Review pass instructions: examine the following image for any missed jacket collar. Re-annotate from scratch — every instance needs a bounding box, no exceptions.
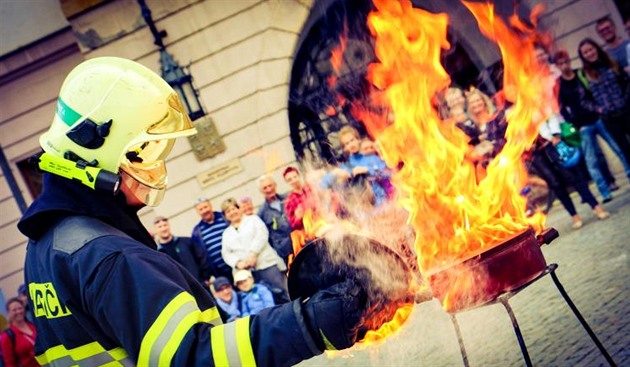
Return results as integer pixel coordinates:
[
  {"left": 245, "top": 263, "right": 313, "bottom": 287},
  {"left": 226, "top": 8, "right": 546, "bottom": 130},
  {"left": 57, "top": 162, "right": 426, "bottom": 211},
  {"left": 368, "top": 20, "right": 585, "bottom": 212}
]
[{"left": 18, "top": 173, "right": 156, "bottom": 248}]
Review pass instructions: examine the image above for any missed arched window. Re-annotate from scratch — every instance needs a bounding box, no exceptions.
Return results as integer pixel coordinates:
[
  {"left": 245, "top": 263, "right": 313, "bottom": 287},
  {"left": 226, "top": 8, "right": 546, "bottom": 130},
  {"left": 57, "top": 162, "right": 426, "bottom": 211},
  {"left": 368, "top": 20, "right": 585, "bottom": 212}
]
[{"left": 288, "top": 0, "right": 532, "bottom": 165}]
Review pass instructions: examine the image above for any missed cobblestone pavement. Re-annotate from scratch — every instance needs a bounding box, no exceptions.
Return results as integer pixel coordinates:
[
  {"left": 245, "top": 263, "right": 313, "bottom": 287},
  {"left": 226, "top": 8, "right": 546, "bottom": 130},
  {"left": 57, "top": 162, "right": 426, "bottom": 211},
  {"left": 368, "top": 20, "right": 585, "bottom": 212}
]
[{"left": 299, "top": 175, "right": 629, "bottom": 367}]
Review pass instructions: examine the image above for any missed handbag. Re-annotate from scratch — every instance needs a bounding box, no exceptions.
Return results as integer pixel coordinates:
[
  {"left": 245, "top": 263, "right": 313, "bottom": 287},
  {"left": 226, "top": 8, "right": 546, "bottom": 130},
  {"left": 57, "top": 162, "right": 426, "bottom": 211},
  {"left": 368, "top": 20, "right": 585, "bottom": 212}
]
[
  {"left": 560, "top": 122, "right": 581, "bottom": 148},
  {"left": 554, "top": 140, "right": 582, "bottom": 168}
]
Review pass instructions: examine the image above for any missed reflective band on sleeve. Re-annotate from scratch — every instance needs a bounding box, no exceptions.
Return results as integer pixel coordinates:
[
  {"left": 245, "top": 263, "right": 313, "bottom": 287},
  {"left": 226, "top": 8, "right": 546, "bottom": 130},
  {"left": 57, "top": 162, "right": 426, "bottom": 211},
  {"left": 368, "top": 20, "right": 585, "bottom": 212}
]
[
  {"left": 158, "top": 304, "right": 201, "bottom": 366},
  {"left": 138, "top": 291, "right": 212, "bottom": 367},
  {"left": 210, "top": 324, "right": 229, "bottom": 367},
  {"left": 210, "top": 317, "right": 256, "bottom": 367},
  {"left": 200, "top": 306, "right": 222, "bottom": 326},
  {"left": 235, "top": 317, "right": 256, "bottom": 367},
  {"left": 35, "top": 343, "right": 131, "bottom": 367}
]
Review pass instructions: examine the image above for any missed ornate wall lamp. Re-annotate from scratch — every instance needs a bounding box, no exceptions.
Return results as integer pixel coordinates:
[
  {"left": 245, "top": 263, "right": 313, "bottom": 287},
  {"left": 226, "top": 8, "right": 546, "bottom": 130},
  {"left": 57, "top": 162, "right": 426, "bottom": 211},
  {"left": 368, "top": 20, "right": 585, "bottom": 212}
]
[
  {"left": 137, "top": 0, "right": 225, "bottom": 161},
  {"left": 137, "top": 0, "right": 205, "bottom": 121}
]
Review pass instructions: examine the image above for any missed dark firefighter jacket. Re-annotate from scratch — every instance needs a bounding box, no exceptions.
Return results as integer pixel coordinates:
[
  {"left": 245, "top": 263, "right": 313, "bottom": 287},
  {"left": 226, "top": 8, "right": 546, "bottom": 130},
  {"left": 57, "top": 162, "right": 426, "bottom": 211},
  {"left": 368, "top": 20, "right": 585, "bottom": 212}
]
[
  {"left": 17, "top": 173, "right": 322, "bottom": 367},
  {"left": 157, "top": 236, "right": 212, "bottom": 286}
]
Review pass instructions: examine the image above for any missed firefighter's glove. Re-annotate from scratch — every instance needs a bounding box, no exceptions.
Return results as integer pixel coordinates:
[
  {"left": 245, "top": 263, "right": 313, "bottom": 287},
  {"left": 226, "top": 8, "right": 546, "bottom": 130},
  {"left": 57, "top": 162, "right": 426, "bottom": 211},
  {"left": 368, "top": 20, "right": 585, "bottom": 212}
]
[{"left": 302, "top": 280, "right": 368, "bottom": 351}]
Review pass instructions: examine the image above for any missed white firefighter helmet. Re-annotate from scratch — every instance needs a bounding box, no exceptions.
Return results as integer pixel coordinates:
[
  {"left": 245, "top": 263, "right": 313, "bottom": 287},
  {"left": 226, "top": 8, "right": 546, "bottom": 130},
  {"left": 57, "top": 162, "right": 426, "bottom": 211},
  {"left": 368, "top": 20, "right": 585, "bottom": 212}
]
[{"left": 39, "top": 57, "right": 197, "bottom": 206}]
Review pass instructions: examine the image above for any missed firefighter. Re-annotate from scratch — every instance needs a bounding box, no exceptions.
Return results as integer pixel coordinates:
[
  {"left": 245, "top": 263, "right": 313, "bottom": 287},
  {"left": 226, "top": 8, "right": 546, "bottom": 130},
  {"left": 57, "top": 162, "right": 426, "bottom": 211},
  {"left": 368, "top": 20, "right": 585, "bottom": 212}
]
[{"left": 17, "top": 57, "right": 372, "bottom": 367}]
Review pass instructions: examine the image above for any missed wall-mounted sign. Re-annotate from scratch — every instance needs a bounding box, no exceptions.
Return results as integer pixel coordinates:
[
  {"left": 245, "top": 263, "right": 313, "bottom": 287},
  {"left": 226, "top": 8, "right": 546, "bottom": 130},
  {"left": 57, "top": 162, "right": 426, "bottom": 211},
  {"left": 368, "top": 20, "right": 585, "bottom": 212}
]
[
  {"left": 196, "top": 159, "right": 242, "bottom": 188},
  {"left": 188, "top": 116, "right": 226, "bottom": 161}
]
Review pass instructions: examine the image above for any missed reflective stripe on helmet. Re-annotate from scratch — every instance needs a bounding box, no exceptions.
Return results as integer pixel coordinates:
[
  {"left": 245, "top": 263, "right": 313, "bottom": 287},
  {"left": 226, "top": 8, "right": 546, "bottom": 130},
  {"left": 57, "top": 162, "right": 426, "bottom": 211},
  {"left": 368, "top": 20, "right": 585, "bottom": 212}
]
[
  {"left": 137, "top": 291, "right": 219, "bottom": 367},
  {"left": 35, "top": 343, "right": 132, "bottom": 367},
  {"left": 56, "top": 98, "right": 83, "bottom": 127},
  {"left": 210, "top": 317, "right": 256, "bottom": 367}
]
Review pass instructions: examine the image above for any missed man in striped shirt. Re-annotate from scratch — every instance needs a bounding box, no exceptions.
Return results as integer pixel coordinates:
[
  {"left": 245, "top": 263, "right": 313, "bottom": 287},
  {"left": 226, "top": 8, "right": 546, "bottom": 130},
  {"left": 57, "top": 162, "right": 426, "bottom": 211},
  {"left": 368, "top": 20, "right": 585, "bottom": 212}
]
[{"left": 191, "top": 198, "right": 233, "bottom": 283}]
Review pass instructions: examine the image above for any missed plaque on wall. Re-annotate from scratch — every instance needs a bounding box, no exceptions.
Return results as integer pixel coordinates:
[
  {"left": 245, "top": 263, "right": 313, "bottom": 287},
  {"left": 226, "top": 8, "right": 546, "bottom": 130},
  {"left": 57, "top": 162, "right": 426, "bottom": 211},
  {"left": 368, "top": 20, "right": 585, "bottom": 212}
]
[
  {"left": 188, "top": 116, "right": 226, "bottom": 161},
  {"left": 196, "top": 159, "right": 243, "bottom": 189}
]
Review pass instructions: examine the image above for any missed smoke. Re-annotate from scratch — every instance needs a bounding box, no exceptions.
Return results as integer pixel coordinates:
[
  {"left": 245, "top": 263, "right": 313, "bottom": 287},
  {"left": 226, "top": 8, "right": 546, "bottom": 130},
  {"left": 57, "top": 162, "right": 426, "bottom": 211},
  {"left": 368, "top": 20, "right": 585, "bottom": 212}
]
[{"left": 291, "top": 161, "right": 419, "bottom": 337}]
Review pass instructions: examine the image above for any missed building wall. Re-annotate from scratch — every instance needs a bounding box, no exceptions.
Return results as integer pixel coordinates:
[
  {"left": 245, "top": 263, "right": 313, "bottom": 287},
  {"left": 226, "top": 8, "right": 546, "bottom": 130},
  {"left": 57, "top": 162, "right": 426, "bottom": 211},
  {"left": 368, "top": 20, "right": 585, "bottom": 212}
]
[
  {"left": 0, "top": 0, "right": 625, "bottom": 295},
  {"left": 535, "top": 0, "right": 626, "bottom": 64},
  {"left": 0, "top": 28, "right": 84, "bottom": 295}
]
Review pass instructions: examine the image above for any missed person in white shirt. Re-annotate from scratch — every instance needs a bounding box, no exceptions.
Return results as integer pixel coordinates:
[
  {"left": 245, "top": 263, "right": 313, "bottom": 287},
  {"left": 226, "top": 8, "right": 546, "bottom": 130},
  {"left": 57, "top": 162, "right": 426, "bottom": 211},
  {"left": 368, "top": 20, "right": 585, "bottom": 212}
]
[{"left": 220, "top": 198, "right": 290, "bottom": 303}]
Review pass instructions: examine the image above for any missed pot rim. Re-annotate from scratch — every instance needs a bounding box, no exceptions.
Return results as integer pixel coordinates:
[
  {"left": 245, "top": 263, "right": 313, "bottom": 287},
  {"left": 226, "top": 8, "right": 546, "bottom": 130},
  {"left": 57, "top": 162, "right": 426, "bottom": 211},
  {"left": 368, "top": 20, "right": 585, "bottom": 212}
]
[{"left": 424, "top": 226, "right": 536, "bottom": 276}]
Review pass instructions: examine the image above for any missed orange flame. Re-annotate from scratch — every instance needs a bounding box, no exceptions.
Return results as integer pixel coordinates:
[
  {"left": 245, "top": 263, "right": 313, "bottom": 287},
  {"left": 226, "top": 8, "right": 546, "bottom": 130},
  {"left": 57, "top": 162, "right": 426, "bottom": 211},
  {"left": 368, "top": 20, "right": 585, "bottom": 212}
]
[
  {"left": 328, "top": 23, "right": 348, "bottom": 89},
  {"left": 359, "top": 303, "right": 413, "bottom": 345},
  {"left": 330, "top": 35, "right": 347, "bottom": 75},
  {"left": 363, "top": 0, "right": 547, "bottom": 288},
  {"left": 326, "top": 303, "right": 413, "bottom": 358}
]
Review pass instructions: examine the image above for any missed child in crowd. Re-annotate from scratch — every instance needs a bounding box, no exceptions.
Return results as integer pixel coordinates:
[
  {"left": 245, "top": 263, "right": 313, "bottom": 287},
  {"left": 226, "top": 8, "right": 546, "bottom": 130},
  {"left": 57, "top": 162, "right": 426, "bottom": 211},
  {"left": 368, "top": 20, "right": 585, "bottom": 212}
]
[
  {"left": 234, "top": 270, "right": 275, "bottom": 316},
  {"left": 338, "top": 125, "right": 393, "bottom": 205},
  {"left": 359, "top": 138, "right": 377, "bottom": 156},
  {"left": 212, "top": 276, "right": 241, "bottom": 322}
]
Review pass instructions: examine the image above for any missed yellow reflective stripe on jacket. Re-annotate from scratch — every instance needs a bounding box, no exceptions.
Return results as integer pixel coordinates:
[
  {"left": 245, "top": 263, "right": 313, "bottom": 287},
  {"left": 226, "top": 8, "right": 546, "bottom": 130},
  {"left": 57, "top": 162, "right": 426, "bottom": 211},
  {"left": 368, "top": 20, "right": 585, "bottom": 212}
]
[
  {"left": 138, "top": 291, "right": 218, "bottom": 367},
  {"left": 210, "top": 317, "right": 256, "bottom": 367},
  {"left": 200, "top": 306, "right": 222, "bottom": 326},
  {"left": 35, "top": 343, "right": 132, "bottom": 367}
]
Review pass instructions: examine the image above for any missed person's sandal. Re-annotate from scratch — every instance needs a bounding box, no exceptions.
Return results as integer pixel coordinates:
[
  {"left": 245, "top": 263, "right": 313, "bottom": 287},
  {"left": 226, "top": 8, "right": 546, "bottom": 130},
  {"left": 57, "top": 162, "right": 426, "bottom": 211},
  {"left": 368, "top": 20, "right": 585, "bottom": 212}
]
[
  {"left": 572, "top": 220, "right": 583, "bottom": 229},
  {"left": 595, "top": 210, "right": 610, "bottom": 220}
]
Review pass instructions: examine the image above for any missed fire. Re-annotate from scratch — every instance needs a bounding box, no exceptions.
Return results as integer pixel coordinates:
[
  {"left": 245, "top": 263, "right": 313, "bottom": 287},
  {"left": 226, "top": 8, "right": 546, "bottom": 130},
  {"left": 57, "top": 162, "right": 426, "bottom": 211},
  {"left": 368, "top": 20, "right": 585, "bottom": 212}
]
[
  {"left": 330, "top": 33, "right": 347, "bottom": 75},
  {"left": 359, "top": 303, "right": 413, "bottom": 345},
  {"left": 300, "top": 192, "right": 416, "bottom": 347},
  {"left": 361, "top": 0, "right": 547, "bottom": 308},
  {"left": 326, "top": 303, "right": 413, "bottom": 358},
  {"left": 328, "top": 23, "right": 348, "bottom": 89}
]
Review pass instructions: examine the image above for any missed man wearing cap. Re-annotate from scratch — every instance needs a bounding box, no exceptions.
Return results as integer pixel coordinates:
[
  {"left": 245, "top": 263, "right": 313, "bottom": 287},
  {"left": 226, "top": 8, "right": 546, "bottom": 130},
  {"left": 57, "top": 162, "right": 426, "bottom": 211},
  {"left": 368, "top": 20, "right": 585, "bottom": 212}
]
[
  {"left": 191, "top": 198, "right": 233, "bottom": 283},
  {"left": 212, "top": 277, "right": 241, "bottom": 322},
  {"left": 234, "top": 269, "right": 275, "bottom": 317},
  {"left": 154, "top": 216, "right": 211, "bottom": 286}
]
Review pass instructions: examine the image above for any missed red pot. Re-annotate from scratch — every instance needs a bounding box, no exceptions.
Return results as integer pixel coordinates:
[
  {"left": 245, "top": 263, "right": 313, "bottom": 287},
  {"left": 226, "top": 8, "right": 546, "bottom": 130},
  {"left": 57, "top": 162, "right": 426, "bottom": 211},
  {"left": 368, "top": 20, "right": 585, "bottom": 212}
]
[{"left": 426, "top": 227, "right": 558, "bottom": 313}]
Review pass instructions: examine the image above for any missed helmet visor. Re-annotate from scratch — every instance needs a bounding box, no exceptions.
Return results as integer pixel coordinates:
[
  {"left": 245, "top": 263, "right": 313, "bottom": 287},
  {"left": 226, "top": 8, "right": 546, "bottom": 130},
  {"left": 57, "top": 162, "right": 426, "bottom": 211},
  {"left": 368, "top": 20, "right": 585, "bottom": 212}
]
[
  {"left": 120, "top": 157, "right": 167, "bottom": 189},
  {"left": 119, "top": 169, "right": 166, "bottom": 207},
  {"left": 126, "top": 138, "right": 176, "bottom": 164},
  {"left": 146, "top": 93, "right": 195, "bottom": 135}
]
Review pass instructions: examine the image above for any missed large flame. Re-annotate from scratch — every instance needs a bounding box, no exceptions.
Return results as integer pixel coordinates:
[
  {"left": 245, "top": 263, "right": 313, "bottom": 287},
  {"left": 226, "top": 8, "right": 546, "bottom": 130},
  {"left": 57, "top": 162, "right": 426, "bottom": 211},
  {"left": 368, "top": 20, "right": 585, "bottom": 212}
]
[{"left": 362, "top": 0, "right": 547, "bottom": 304}]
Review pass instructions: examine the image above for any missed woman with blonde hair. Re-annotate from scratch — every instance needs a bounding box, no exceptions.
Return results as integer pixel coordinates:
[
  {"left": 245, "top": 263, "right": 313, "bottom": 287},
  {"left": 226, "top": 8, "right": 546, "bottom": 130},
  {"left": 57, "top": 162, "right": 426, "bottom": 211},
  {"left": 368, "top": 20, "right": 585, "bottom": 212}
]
[
  {"left": 220, "top": 198, "right": 290, "bottom": 303},
  {"left": 465, "top": 88, "right": 507, "bottom": 167}
]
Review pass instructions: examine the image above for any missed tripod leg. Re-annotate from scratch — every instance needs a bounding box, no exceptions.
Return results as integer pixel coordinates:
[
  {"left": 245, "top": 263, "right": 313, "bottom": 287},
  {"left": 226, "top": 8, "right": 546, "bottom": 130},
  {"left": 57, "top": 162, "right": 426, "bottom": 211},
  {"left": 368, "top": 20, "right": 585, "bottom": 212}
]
[
  {"left": 449, "top": 314, "right": 470, "bottom": 367},
  {"left": 550, "top": 271, "right": 617, "bottom": 366},
  {"left": 499, "top": 297, "right": 533, "bottom": 367}
]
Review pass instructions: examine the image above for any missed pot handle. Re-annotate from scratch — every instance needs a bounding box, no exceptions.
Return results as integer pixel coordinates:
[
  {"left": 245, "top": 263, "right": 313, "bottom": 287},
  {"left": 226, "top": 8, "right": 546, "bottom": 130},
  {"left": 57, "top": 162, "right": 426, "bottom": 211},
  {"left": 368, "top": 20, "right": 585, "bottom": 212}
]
[{"left": 537, "top": 228, "right": 559, "bottom": 246}]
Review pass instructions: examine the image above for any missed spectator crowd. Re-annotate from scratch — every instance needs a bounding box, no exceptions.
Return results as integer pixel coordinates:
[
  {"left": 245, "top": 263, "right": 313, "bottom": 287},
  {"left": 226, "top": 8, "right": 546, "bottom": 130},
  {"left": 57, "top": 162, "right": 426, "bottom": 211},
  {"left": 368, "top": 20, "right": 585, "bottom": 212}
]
[{"left": 440, "top": 15, "right": 629, "bottom": 229}]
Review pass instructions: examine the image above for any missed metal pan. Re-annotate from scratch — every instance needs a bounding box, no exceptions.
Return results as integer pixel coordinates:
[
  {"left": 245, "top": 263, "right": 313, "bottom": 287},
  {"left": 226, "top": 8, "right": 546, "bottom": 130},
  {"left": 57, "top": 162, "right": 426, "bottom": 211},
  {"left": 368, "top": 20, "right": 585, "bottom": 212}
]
[
  {"left": 288, "top": 233, "right": 414, "bottom": 334},
  {"left": 426, "top": 227, "right": 558, "bottom": 312}
]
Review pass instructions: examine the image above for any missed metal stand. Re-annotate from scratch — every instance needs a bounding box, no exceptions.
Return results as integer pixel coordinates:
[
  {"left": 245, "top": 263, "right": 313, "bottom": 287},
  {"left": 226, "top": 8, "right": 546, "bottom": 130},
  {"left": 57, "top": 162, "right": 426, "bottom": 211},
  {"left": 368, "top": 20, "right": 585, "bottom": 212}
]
[
  {"left": 549, "top": 266, "right": 617, "bottom": 367},
  {"left": 449, "top": 263, "right": 616, "bottom": 367},
  {"left": 449, "top": 314, "right": 469, "bottom": 367},
  {"left": 497, "top": 296, "right": 533, "bottom": 367}
]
